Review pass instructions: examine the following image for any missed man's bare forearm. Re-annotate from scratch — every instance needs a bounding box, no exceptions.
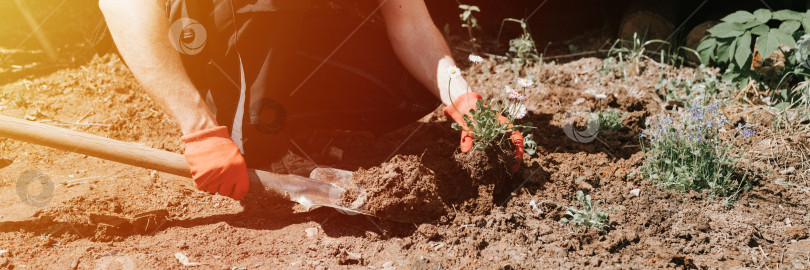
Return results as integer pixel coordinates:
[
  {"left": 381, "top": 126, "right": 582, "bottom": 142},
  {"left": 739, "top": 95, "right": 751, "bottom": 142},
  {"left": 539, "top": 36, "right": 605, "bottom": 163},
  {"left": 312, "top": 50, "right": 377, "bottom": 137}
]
[
  {"left": 99, "top": 0, "right": 217, "bottom": 135},
  {"left": 380, "top": 0, "right": 469, "bottom": 106}
]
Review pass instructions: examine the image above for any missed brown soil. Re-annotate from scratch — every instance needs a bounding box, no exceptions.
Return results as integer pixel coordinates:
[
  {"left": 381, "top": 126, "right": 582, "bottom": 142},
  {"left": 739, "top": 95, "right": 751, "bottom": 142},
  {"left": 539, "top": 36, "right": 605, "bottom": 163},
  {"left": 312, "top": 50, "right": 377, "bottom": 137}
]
[
  {"left": 341, "top": 146, "right": 516, "bottom": 224},
  {"left": 3, "top": 52, "right": 809, "bottom": 269},
  {"left": 341, "top": 155, "right": 446, "bottom": 224},
  {"left": 2, "top": 3, "right": 810, "bottom": 268},
  {"left": 452, "top": 147, "right": 516, "bottom": 216}
]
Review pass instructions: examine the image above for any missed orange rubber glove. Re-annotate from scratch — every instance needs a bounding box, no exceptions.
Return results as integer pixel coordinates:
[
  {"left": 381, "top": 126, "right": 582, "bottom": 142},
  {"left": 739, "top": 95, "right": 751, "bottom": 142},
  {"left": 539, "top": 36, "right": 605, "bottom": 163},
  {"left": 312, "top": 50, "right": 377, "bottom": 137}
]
[
  {"left": 181, "top": 126, "right": 250, "bottom": 200},
  {"left": 443, "top": 92, "right": 524, "bottom": 172}
]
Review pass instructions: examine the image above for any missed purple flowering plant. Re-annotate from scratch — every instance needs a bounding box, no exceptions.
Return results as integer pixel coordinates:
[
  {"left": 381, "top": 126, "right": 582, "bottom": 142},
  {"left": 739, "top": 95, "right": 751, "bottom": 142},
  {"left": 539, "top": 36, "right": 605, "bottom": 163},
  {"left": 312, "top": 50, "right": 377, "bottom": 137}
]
[{"left": 640, "top": 104, "right": 756, "bottom": 198}]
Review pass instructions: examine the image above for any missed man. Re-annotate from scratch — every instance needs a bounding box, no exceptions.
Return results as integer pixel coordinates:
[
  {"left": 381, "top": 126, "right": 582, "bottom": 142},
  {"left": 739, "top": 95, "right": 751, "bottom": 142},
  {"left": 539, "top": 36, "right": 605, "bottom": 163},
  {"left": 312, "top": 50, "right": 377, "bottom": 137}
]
[{"left": 98, "top": 0, "right": 523, "bottom": 200}]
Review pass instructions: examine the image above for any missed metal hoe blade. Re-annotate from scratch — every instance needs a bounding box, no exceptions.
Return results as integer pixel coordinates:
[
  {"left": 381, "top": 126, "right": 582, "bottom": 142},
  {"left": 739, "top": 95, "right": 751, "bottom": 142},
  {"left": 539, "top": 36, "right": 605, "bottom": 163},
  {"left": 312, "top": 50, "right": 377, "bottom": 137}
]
[{"left": 247, "top": 168, "right": 366, "bottom": 216}]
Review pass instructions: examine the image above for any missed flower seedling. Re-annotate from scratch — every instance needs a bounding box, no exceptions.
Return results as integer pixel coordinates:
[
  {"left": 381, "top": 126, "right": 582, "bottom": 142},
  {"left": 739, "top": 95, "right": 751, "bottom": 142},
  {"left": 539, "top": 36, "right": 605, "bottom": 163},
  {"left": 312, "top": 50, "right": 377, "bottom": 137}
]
[
  {"left": 458, "top": 5, "right": 481, "bottom": 53},
  {"left": 448, "top": 56, "right": 537, "bottom": 155},
  {"left": 543, "top": 190, "right": 611, "bottom": 232},
  {"left": 591, "top": 108, "right": 625, "bottom": 131}
]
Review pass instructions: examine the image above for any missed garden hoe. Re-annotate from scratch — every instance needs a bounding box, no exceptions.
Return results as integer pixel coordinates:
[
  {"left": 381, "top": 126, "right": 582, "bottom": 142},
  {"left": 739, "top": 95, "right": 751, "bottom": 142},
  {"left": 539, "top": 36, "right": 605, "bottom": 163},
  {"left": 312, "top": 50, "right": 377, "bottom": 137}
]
[{"left": 0, "top": 114, "right": 367, "bottom": 217}]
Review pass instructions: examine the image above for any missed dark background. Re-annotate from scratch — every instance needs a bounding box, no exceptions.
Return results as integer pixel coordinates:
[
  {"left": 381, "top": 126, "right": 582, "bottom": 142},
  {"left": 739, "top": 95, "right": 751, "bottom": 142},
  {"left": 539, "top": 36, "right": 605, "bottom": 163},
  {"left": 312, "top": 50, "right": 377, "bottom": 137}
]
[{"left": 0, "top": 0, "right": 808, "bottom": 72}]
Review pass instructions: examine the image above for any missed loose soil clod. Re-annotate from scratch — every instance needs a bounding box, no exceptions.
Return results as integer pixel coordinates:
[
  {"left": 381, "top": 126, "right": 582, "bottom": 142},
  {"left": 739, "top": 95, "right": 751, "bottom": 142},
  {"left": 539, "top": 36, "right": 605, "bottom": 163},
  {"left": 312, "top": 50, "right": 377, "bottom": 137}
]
[
  {"left": 339, "top": 148, "right": 516, "bottom": 223},
  {"left": 452, "top": 148, "right": 516, "bottom": 215},
  {"left": 341, "top": 155, "right": 446, "bottom": 223}
]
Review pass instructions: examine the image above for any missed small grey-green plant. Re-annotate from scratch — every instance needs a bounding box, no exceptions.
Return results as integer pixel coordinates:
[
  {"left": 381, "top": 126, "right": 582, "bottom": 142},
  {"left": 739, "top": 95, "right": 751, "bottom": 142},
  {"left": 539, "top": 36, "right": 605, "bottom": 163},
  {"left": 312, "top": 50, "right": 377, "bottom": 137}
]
[
  {"left": 591, "top": 108, "right": 624, "bottom": 131},
  {"left": 458, "top": 4, "right": 481, "bottom": 53},
  {"left": 543, "top": 190, "right": 611, "bottom": 232},
  {"left": 607, "top": 32, "right": 668, "bottom": 67},
  {"left": 640, "top": 104, "right": 755, "bottom": 198},
  {"left": 497, "top": 18, "right": 542, "bottom": 80},
  {"left": 14, "top": 89, "right": 27, "bottom": 107},
  {"left": 498, "top": 18, "right": 540, "bottom": 66},
  {"left": 654, "top": 64, "right": 729, "bottom": 105}
]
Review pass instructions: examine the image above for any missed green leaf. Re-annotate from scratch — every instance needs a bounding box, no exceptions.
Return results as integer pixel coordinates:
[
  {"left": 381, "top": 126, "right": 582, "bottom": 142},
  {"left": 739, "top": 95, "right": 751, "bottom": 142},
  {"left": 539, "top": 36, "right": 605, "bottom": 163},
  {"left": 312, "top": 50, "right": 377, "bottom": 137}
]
[
  {"left": 716, "top": 41, "right": 732, "bottom": 64},
  {"left": 756, "top": 31, "right": 780, "bottom": 59},
  {"left": 696, "top": 38, "right": 716, "bottom": 64},
  {"left": 738, "top": 77, "right": 750, "bottom": 89},
  {"left": 722, "top": 68, "right": 740, "bottom": 83},
  {"left": 772, "top": 29, "right": 797, "bottom": 47},
  {"left": 741, "top": 20, "right": 764, "bottom": 30},
  {"left": 735, "top": 31, "right": 752, "bottom": 67},
  {"left": 697, "top": 37, "right": 717, "bottom": 52},
  {"left": 727, "top": 38, "right": 738, "bottom": 63},
  {"left": 772, "top": 9, "right": 802, "bottom": 20},
  {"left": 779, "top": 20, "right": 802, "bottom": 34},
  {"left": 458, "top": 4, "right": 479, "bottom": 12},
  {"left": 803, "top": 16, "right": 810, "bottom": 33},
  {"left": 751, "top": 24, "right": 769, "bottom": 35},
  {"left": 708, "top": 22, "right": 745, "bottom": 38},
  {"left": 754, "top": 9, "right": 771, "bottom": 23},
  {"left": 722, "top": 10, "right": 756, "bottom": 23}
]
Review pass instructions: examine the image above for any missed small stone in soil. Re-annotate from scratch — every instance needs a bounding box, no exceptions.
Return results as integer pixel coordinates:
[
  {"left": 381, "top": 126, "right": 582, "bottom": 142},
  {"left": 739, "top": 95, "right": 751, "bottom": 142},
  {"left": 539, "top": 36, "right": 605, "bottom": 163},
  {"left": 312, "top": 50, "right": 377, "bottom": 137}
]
[
  {"left": 337, "top": 250, "right": 363, "bottom": 265},
  {"left": 0, "top": 158, "right": 11, "bottom": 169},
  {"left": 305, "top": 227, "right": 318, "bottom": 238}
]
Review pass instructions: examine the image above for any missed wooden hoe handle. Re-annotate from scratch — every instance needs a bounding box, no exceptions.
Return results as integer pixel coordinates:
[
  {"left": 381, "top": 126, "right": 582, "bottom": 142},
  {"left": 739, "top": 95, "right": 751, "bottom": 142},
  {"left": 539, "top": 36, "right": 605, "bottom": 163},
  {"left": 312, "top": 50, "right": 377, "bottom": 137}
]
[{"left": 0, "top": 114, "right": 191, "bottom": 177}]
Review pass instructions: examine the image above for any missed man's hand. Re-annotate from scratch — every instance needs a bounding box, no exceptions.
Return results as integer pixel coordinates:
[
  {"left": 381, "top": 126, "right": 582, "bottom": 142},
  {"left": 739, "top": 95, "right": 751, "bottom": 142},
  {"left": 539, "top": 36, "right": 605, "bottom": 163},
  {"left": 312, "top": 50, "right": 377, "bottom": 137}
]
[
  {"left": 443, "top": 92, "right": 524, "bottom": 172},
  {"left": 181, "top": 126, "right": 250, "bottom": 200}
]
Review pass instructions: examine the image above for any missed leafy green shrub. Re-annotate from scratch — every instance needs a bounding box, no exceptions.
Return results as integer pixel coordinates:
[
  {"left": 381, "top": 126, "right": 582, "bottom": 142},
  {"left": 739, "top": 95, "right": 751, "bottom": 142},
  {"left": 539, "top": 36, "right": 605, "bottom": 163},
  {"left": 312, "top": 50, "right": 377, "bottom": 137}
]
[
  {"left": 640, "top": 104, "right": 755, "bottom": 198},
  {"left": 543, "top": 190, "right": 611, "bottom": 232},
  {"left": 698, "top": 9, "right": 810, "bottom": 89},
  {"left": 591, "top": 108, "right": 625, "bottom": 131}
]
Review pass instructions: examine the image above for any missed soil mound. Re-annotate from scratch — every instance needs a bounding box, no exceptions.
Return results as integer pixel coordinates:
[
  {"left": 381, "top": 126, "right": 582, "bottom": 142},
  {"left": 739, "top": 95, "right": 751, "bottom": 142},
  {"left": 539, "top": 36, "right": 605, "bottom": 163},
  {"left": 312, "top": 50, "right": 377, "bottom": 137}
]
[
  {"left": 342, "top": 155, "right": 446, "bottom": 223},
  {"left": 341, "top": 147, "right": 517, "bottom": 224},
  {"left": 453, "top": 148, "right": 516, "bottom": 215}
]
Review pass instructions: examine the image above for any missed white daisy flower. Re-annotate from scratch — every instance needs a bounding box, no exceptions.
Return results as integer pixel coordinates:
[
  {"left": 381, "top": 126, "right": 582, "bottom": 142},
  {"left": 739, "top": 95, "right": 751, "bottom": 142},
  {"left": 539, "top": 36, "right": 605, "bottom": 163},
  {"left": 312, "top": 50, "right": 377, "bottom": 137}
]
[
  {"left": 468, "top": 54, "right": 484, "bottom": 63},
  {"left": 595, "top": 93, "right": 607, "bottom": 99},
  {"left": 447, "top": 66, "right": 461, "bottom": 79},
  {"left": 517, "top": 78, "right": 533, "bottom": 88},
  {"left": 508, "top": 103, "right": 528, "bottom": 119},
  {"left": 505, "top": 85, "right": 527, "bottom": 101}
]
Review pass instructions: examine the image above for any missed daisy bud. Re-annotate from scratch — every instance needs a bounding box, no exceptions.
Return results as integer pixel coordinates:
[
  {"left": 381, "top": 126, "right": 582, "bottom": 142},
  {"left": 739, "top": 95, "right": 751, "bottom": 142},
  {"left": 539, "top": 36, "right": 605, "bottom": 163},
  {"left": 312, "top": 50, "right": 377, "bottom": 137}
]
[
  {"left": 468, "top": 54, "right": 484, "bottom": 63},
  {"left": 508, "top": 103, "right": 528, "bottom": 119},
  {"left": 517, "top": 78, "right": 533, "bottom": 88}
]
